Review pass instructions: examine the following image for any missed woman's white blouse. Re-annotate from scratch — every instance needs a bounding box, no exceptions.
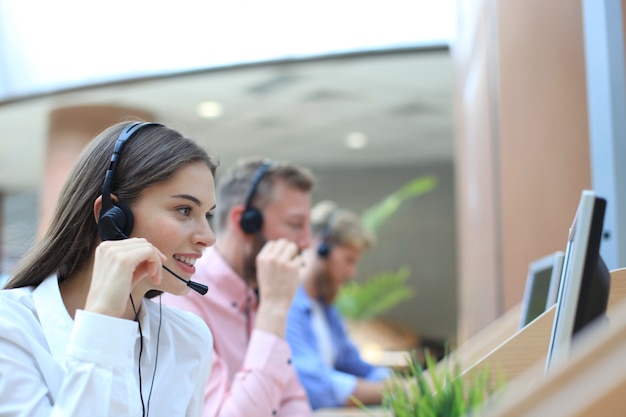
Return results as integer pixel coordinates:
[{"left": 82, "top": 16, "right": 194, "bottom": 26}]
[{"left": 0, "top": 276, "right": 213, "bottom": 417}]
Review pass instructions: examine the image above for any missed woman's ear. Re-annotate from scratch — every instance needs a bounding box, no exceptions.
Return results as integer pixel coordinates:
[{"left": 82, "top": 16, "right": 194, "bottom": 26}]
[
  {"left": 93, "top": 195, "right": 103, "bottom": 224},
  {"left": 95, "top": 194, "right": 121, "bottom": 223}
]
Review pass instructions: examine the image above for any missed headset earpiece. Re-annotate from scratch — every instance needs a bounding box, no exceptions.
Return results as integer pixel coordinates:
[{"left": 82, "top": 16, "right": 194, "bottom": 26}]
[
  {"left": 98, "top": 121, "right": 162, "bottom": 241},
  {"left": 239, "top": 206, "right": 264, "bottom": 235},
  {"left": 239, "top": 161, "right": 275, "bottom": 235},
  {"left": 98, "top": 200, "right": 134, "bottom": 241},
  {"left": 317, "top": 209, "right": 338, "bottom": 258},
  {"left": 317, "top": 240, "right": 332, "bottom": 258}
]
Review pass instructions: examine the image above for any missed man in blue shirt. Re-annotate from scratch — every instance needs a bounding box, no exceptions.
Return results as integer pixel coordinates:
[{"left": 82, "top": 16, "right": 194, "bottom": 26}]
[{"left": 286, "top": 201, "right": 392, "bottom": 410}]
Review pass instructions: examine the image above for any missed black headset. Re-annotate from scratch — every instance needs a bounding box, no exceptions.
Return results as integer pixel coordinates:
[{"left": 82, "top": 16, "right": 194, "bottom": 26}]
[
  {"left": 98, "top": 121, "right": 162, "bottom": 241},
  {"left": 239, "top": 161, "right": 275, "bottom": 234},
  {"left": 317, "top": 209, "right": 338, "bottom": 258}
]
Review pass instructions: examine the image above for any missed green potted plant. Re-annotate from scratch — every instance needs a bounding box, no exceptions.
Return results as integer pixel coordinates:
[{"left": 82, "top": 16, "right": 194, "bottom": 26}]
[
  {"left": 339, "top": 176, "right": 504, "bottom": 416},
  {"left": 383, "top": 352, "right": 501, "bottom": 416},
  {"left": 335, "top": 175, "right": 437, "bottom": 353},
  {"left": 352, "top": 351, "right": 503, "bottom": 417}
]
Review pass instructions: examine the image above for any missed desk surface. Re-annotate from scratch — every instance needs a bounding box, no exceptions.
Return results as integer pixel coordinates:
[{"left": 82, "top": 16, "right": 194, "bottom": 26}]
[
  {"left": 361, "top": 348, "right": 415, "bottom": 371},
  {"left": 314, "top": 407, "right": 388, "bottom": 417}
]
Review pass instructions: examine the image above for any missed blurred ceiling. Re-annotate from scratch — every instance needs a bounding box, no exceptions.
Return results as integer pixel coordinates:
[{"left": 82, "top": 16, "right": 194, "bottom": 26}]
[{"left": 0, "top": 45, "right": 454, "bottom": 193}]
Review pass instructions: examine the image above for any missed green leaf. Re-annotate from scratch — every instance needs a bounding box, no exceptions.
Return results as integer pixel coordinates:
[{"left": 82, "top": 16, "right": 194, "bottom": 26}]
[
  {"left": 361, "top": 175, "right": 437, "bottom": 234},
  {"left": 335, "top": 266, "right": 414, "bottom": 320},
  {"left": 368, "top": 351, "right": 504, "bottom": 417},
  {"left": 334, "top": 175, "right": 435, "bottom": 322}
]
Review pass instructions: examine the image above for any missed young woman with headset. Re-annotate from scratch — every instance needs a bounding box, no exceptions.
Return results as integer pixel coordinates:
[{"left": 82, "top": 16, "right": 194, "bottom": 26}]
[{"left": 0, "top": 122, "right": 217, "bottom": 416}]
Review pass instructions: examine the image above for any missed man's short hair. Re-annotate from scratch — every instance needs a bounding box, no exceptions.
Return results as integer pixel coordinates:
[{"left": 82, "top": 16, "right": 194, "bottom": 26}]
[{"left": 215, "top": 156, "right": 315, "bottom": 233}]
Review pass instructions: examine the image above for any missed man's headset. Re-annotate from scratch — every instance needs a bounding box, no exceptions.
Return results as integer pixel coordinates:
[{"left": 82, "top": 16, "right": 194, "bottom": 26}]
[
  {"left": 239, "top": 160, "right": 276, "bottom": 234},
  {"left": 317, "top": 209, "right": 338, "bottom": 258},
  {"left": 98, "top": 121, "right": 208, "bottom": 295}
]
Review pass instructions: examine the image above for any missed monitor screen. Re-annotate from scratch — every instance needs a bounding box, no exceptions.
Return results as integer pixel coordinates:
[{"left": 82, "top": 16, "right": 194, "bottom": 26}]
[
  {"left": 545, "top": 251, "right": 565, "bottom": 310},
  {"left": 518, "top": 251, "right": 565, "bottom": 329},
  {"left": 545, "top": 190, "right": 610, "bottom": 374}
]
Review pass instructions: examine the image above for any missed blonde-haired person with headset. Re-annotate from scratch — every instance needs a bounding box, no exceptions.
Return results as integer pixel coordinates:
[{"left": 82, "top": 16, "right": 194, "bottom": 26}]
[{"left": 286, "top": 201, "right": 392, "bottom": 410}]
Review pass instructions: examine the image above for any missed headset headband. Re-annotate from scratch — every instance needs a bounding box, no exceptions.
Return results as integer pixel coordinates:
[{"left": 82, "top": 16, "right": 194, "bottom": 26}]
[{"left": 101, "top": 122, "right": 162, "bottom": 212}]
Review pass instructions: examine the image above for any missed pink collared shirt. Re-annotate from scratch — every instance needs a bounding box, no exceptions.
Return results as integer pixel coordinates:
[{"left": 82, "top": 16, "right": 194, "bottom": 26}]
[{"left": 161, "top": 247, "right": 312, "bottom": 417}]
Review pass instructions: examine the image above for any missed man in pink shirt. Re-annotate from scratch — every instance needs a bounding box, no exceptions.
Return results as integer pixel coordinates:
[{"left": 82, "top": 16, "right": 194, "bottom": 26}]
[{"left": 162, "top": 157, "right": 315, "bottom": 417}]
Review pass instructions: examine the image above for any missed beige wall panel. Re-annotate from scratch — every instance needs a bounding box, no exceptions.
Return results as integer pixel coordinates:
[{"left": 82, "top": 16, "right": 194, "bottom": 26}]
[
  {"left": 453, "top": 0, "right": 500, "bottom": 342},
  {"left": 497, "top": 0, "right": 591, "bottom": 310},
  {"left": 454, "top": 0, "right": 593, "bottom": 341}
]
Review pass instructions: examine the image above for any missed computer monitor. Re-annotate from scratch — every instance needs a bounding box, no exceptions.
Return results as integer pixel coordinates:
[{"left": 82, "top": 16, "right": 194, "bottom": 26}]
[
  {"left": 518, "top": 251, "right": 565, "bottom": 329},
  {"left": 545, "top": 190, "right": 610, "bottom": 374}
]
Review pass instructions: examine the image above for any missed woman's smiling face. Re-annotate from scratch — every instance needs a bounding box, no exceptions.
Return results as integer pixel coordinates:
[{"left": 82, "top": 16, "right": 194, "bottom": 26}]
[{"left": 130, "top": 161, "right": 216, "bottom": 295}]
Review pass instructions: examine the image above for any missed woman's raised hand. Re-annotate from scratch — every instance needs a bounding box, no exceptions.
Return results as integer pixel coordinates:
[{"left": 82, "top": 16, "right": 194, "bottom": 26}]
[{"left": 85, "top": 238, "right": 165, "bottom": 318}]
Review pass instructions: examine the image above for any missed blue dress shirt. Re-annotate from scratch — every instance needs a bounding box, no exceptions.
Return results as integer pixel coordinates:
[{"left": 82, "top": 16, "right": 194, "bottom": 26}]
[{"left": 286, "top": 285, "right": 391, "bottom": 410}]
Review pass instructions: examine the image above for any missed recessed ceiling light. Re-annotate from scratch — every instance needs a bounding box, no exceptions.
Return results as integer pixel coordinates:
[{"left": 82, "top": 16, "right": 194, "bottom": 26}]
[
  {"left": 197, "top": 101, "right": 223, "bottom": 119},
  {"left": 345, "top": 131, "right": 368, "bottom": 149}
]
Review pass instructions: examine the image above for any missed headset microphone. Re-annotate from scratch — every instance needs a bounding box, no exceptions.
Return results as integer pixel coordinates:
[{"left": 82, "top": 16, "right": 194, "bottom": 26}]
[
  {"left": 162, "top": 265, "right": 209, "bottom": 295},
  {"left": 103, "top": 226, "right": 209, "bottom": 295}
]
